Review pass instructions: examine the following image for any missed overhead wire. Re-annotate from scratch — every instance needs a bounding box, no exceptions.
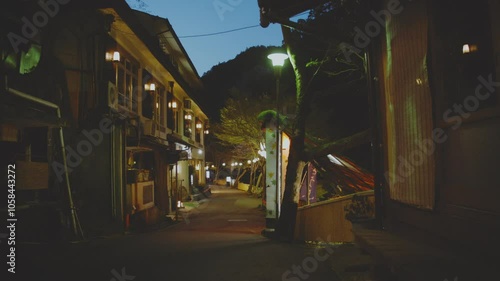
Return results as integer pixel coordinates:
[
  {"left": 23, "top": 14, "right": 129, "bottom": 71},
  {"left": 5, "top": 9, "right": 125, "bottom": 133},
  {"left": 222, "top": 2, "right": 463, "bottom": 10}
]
[
  {"left": 177, "top": 25, "right": 260, "bottom": 38},
  {"left": 112, "top": 24, "right": 262, "bottom": 39}
]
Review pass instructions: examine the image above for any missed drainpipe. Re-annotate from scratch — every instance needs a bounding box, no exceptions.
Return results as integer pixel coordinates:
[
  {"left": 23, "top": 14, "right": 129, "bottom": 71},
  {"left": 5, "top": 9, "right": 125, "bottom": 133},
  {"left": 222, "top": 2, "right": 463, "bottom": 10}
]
[{"left": 5, "top": 77, "right": 84, "bottom": 239}]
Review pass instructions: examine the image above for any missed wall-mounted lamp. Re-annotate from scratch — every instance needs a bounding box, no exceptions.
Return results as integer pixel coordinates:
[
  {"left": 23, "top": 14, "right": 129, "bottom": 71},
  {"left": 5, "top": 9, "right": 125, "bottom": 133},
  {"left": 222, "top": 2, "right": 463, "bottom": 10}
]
[
  {"left": 113, "top": 51, "right": 120, "bottom": 62},
  {"left": 184, "top": 113, "right": 192, "bottom": 120},
  {"left": 204, "top": 129, "right": 209, "bottom": 135},
  {"left": 196, "top": 122, "right": 202, "bottom": 129},
  {"left": 168, "top": 101, "right": 178, "bottom": 109},
  {"left": 177, "top": 200, "right": 184, "bottom": 208},
  {"left": 144, "top": 82, "right": 156, "bottom": 91},
  {"left": 106, "top": 51, "right": 121, "bottom": 62},
  {"left": 462, "top": 44, "right": 478, "bottom": 54}
]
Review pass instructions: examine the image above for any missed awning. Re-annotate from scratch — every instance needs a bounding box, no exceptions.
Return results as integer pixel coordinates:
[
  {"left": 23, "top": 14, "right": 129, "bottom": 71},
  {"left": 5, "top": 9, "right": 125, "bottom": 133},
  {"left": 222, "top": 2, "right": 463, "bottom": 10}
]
[
  {"left": 167, "top": 132, "right": 202, "bottom": 149},
  {"left": 128, "top": 135, "right": 170, "bottom": 151}
]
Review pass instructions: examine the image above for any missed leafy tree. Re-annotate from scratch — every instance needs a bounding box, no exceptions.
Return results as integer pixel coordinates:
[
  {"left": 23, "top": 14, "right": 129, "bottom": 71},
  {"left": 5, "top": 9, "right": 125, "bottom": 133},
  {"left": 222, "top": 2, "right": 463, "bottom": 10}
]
[
  {"left": 201, "top": 46, "right": 296, "bottom": 194},
  {"left": 211, "top": 91, "right": 277, "bottom": 191},
  {"left": 213, "top": 92, "right": 267, "bottom": 159}
]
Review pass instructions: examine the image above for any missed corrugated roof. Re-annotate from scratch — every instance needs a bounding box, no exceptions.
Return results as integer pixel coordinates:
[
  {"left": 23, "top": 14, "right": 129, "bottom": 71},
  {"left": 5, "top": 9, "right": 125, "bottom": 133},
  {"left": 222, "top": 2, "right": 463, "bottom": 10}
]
[{"left": 313, "top": 154, "right": 374, "bottom": 194}]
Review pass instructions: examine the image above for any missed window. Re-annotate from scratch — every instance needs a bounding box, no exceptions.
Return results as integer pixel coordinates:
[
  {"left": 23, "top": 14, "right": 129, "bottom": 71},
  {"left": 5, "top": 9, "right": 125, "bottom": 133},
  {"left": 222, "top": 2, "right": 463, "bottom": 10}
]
[
  {"left": 184, "top": 111, "right": 193, "bottom": 138},
  {"left": 156, "top": 88, "right": 166, "bottom": 127},
  {"left": 195, "top": 117, "right": 202, "bottom": 143},
  {"left": 143, "top": 79, "right": 165, "bottom": 128},
  {"left": 115, "top": 57, "right": 139, "bottom": 113},
  {"left": 435, "top": 0, "right": 497, "bottom": 111},
  {"left": 19, "top": 44, "right": 42, "bottom": 74},
  {"left": 167, "top": 92, "right": 179, "bottom": 132},
  {"left": 1, "top": 44, "right": 42, "bottom": 75}
]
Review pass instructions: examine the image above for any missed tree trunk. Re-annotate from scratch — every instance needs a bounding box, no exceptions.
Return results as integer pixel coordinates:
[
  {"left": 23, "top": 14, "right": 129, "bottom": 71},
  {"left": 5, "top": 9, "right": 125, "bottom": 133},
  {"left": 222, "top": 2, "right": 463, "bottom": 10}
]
[
  {"left": 293, "top": 161, "right": 307, "bottom": 203},
  {"left": 248, "top": 162, "right": 256, "bottom": 193},
  {"left": 276, "top": 25, "right": 313, "bottom": 241}
]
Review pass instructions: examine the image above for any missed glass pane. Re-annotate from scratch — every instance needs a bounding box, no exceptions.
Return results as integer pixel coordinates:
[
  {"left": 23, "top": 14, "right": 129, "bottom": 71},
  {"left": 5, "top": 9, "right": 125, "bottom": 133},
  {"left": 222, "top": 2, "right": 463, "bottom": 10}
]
[
  {"left": 117, "top": 67, "right": 125, "bottom": 106},
  {"left": 126, "top": 73, "right": 132, "bottom": 109},
  {"left": 132, "top": 63, "right": 138, "bottom": 76},
  {"left": 20, "top": 45, "right": 42, "bottom": 74},
  {"left": 132, "top": 77, "right": 138, "bottom": 112},
  {"left": 142, "top": 91, "right": 153, "bottom": 119},
  {"left": 126, "top": 59, "right": 131, "bottom": 71},
  {"left": 160, "top": 92, "right": 165, "bottom": 126}
]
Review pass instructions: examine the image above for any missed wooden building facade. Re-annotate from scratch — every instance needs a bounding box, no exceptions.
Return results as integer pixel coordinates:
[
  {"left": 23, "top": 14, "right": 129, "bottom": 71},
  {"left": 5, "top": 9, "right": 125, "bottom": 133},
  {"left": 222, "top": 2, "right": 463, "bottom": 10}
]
[{"left": 0, "top": 0, "right": 208, "bottom": 240}]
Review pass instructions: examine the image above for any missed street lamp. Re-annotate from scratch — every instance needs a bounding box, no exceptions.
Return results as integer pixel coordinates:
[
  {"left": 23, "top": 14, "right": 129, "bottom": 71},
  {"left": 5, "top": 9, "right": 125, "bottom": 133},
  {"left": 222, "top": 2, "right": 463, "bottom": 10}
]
[
  {"left": 268, "top": 53, "right": 288, "bottom": 68},
  {"left": 267, "top": 51, "right": 288, "bottom": 227}
]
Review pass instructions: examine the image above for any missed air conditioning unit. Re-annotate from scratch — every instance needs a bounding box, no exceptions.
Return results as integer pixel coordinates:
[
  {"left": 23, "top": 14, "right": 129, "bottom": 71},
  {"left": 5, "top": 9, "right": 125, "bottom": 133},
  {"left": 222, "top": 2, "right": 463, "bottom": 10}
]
[
  {"left": 108, "top": 82, "right": 118, "bottom": 109},
  {"left": 184, "top": 99, "right": 192, "bottom": 110},
  {"left": 135, "top": 181, "right": 155, "bottom": 211}
]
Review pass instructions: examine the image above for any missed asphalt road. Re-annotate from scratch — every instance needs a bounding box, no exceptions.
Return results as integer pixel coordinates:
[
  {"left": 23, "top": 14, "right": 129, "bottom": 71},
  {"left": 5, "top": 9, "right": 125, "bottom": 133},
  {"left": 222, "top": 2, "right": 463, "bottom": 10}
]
[{"left": 11, "top": 186, "right": 339, "bottom": 281}]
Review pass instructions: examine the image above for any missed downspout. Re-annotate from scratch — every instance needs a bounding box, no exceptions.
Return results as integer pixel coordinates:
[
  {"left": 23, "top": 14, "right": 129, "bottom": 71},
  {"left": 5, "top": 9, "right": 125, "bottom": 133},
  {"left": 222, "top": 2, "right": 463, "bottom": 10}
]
[{"left": 5, "top": 77, "right": 84, "bottom": 239}]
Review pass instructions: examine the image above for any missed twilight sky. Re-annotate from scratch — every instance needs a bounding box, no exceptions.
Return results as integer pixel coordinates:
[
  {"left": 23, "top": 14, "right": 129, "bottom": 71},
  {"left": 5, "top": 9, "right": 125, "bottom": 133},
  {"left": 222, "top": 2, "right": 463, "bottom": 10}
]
[{"left": 127, "top": 0, "right": 286, "bottom": 77}]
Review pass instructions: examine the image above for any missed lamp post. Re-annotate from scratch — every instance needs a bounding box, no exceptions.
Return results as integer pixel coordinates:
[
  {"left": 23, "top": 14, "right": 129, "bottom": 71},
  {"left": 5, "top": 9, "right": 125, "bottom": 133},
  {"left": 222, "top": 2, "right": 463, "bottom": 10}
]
[{"left": 267, "top": 52, "right": 288, "bottom": 228}]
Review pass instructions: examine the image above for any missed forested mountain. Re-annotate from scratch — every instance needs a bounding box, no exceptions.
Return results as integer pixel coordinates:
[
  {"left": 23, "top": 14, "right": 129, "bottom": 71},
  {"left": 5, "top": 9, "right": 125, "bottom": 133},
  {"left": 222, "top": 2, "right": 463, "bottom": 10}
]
[{"left": 199, "top": 45, "right": 295, "bottom": 122}]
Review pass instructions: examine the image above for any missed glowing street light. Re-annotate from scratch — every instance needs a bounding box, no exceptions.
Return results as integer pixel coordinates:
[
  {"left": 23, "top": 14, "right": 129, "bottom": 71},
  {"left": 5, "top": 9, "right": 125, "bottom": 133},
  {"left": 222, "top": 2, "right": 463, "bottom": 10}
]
[
  {"left": 267, "top": 53, "right": 289, "bottom": 67},
  {"left": 266, "top": 51, "right": 288, "bottom": 228}
]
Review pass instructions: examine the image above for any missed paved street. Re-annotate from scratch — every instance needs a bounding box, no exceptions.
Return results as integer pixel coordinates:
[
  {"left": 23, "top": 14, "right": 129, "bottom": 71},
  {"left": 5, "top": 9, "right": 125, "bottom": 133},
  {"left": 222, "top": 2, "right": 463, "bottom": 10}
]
[{"left": 13, "top": 186, "right": 339, "bottom": 281}]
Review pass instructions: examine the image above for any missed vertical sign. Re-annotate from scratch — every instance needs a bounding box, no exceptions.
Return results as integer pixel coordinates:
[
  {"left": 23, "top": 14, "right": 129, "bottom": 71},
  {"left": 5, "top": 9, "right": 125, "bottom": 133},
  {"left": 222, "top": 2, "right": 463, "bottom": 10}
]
[
  {"left": 265, "top": 128, "right": 277, "bottom": 220},
  {"left": 308, "top": 163, "right": 317, "bottom": 204}
]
